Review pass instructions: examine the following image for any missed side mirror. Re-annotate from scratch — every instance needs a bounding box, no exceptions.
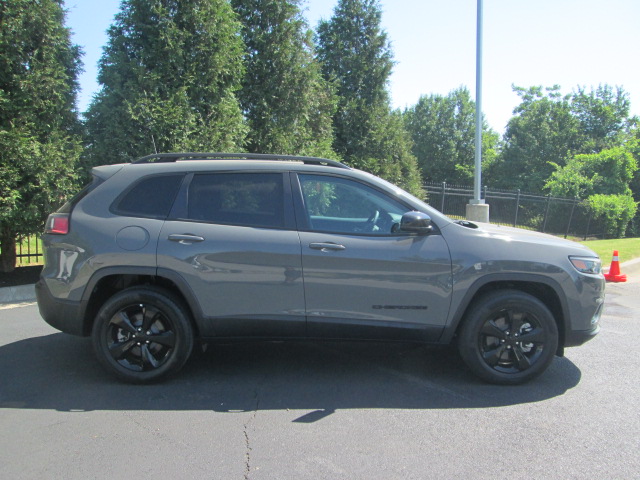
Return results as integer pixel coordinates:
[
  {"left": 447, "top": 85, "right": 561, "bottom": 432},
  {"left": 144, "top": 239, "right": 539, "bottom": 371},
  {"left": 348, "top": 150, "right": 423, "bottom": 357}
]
[{"left": 399, "top": 211, "right": 432, "bottom": 234}]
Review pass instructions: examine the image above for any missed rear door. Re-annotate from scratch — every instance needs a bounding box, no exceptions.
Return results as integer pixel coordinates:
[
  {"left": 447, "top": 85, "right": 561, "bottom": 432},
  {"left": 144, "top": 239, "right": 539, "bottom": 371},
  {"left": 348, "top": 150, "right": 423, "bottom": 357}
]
[
  {"left": 293, "top": 173, "right": 452, "bottom": 342},
  {"left": 157, "top": 171, "right": 305, "bottom": 337}
]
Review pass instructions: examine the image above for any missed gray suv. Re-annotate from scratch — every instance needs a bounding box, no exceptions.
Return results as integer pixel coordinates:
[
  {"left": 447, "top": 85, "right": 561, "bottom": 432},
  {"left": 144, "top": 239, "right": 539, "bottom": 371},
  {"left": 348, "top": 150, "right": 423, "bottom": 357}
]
[{"left": 36, "top": 153, "right": 604, "bottom": 384}]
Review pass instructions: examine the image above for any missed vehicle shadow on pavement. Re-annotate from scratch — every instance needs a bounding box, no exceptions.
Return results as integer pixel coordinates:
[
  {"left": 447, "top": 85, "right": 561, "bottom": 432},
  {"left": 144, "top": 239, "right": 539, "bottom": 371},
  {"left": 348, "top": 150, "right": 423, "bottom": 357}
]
[{"left": 0, "top": 333, "right": 581, "bottom": 419}]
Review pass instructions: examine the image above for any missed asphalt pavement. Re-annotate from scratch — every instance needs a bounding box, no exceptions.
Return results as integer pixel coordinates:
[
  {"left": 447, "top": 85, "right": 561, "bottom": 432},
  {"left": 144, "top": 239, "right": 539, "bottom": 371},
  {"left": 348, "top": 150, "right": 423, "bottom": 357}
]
[{"left": 1, "top": 267, "right": 639, "bottom": 479}]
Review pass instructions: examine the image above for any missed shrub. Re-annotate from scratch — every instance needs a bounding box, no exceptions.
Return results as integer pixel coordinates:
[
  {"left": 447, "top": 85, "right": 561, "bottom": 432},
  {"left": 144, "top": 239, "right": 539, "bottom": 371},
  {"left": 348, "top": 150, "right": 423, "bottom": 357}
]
[{"left": 586, "top": 194, "right": 638, "bottom": 238}]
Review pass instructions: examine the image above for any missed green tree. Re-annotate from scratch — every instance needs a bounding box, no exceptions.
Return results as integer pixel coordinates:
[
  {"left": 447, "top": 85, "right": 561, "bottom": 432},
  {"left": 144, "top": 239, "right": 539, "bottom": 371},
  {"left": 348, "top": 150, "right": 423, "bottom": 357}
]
[
  {"left": 231, "top": 0, "right": 336, "bottom": 157},
  {"left": 546, "top": 147, "right": 637, "bottom": 198},
  {"left": 316, "top": 0, "right": 423, "bottom": 196},
  {"left": 585, "top": 194, "right": 637, "bottom": 238},
  {"left": 404, "top": 87, "right": 500, "bottom": 184},
  {"left": 493, "top": 86, "right": 581, "bottom": 191},
  {"left": 571, "top": 85, "right": 635, "bottom": 153},
  {"left": 0, "top": 0, "right": 82, "bottom": 272},
  {"left": 616, "top": 125, "right": 640, "bottom": 236},
  {"left": 627, "top": 125, "right": 640, "bottom": 201},
  {"left": 84, "top": 0, "right": 246, "bottom": 166},
  {"left": 546, "top": 147, "right": 638, "bottom": 238},
  {"left": 368, "top": 108, "right": 424, "bottom": 195},
  {"left": 495, "top": 84, "right": 637, "bottom": 193}
]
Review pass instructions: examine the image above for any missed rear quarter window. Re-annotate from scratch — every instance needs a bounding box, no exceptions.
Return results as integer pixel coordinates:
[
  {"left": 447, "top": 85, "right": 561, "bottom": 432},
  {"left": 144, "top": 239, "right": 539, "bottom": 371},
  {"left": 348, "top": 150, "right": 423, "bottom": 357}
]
[
  {"left": 57, "top": 176, "right": 104, "bottom": 214},
  {"left": 112, "top": 174, "right": 183, "bottom": 219}
]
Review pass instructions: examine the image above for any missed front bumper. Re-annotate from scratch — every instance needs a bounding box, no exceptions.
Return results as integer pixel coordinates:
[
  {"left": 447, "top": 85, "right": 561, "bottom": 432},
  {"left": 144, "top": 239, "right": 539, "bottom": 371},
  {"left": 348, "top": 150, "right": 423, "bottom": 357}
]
[
  {"left": 36, "top": 279, "right": 85, "bottom": 336},
  {"left": 564, "top": 324, "right": 601, "bottom": 347}
]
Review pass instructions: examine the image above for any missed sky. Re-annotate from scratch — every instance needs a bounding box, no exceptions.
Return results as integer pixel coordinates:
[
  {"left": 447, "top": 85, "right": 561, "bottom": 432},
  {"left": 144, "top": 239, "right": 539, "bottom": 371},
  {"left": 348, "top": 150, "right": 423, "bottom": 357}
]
[{"left": 63, "top": 0, "right": 640, "bottom": 133}]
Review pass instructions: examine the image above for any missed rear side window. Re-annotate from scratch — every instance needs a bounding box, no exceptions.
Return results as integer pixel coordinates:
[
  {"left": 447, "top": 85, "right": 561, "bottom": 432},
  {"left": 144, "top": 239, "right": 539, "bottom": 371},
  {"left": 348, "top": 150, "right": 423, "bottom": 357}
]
[
  {"left": 187, "top": 173, "right": 284, "bottom": 228},
  {"left": 113, "top": 174, "right": 183, "bottom": 218}
]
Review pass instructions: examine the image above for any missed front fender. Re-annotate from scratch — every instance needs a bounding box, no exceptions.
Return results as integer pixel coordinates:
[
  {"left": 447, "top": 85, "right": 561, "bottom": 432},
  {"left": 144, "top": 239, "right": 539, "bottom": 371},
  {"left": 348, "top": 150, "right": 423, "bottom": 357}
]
[{"left": 439, "top": 272, "right": 570, "bottom": 346}]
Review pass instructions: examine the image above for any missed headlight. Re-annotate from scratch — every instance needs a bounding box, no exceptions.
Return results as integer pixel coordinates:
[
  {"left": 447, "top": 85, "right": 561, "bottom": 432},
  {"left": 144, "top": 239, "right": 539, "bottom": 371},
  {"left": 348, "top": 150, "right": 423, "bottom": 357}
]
[{"left": 569, "top": 256, "right": 602, "bottom": 275}]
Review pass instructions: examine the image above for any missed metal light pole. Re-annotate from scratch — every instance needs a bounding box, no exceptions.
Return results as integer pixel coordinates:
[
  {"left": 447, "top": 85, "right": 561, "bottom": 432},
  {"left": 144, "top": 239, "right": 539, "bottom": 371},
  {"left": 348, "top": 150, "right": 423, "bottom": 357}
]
[
  {"left": 474, "top": 0, "right": 483, "bottom": 203},
  {"left": 466, "top": 0, "right": 490, "bottom": 222}
]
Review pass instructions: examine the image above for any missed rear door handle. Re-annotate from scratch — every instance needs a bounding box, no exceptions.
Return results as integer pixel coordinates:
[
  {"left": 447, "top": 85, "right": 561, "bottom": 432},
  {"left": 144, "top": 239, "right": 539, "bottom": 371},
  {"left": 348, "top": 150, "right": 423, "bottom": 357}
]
[
  {"left": 168, "top": 234, "right": 205, "bottom": 243},
  {"left": 309, "top": 242, "right": 346, "bottom": 251}
]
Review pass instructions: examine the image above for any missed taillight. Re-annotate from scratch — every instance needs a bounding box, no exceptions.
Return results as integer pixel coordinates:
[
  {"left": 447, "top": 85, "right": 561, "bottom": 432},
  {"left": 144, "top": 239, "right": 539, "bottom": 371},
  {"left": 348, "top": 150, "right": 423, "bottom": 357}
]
[{"left": 45, "top": 214, "right": 70, "bottom": 235}]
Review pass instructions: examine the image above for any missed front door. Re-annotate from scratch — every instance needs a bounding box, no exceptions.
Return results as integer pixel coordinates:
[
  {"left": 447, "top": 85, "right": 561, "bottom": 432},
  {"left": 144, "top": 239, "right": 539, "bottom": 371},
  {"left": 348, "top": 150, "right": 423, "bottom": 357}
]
[{"left": 294, "top": 173, "right": 452, "bottom": 342}]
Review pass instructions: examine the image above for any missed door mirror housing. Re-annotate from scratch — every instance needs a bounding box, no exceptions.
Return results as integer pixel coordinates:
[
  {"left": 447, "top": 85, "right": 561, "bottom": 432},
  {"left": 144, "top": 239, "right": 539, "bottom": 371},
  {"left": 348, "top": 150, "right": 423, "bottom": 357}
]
[{"left": 399, "top": 211, "right": 432, "bottom": 234}]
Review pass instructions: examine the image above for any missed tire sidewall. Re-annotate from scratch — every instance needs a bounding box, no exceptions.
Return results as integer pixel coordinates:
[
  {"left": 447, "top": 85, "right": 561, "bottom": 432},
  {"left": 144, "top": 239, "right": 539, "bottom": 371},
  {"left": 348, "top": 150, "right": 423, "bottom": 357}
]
[
  {"left": 92, "top": 287, "right": 194, "bottom": 383},
  {"left": 458, "top": 290, "right": 559, "bottom": 385}
]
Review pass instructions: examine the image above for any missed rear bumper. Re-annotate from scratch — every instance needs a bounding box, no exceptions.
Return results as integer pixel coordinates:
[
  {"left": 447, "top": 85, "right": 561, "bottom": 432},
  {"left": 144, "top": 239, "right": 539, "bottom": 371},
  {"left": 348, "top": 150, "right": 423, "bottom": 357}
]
[{"left": 36, "top": 280, "right": 85, "bottom": 336}]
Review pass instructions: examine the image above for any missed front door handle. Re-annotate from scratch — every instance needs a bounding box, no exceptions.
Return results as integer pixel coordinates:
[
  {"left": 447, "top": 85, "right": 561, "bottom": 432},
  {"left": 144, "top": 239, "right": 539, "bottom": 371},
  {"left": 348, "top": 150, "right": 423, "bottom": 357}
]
[
  {"left": 309, "top": 242, "right": 346, "bottom": 251},
  {"left": 168, "top": 234, "right": 205, "bottom": 243}
]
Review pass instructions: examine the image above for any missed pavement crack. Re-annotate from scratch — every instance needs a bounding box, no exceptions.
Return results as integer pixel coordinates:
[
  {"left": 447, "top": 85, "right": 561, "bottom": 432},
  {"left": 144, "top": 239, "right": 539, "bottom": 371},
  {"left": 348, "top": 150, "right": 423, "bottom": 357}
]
[{"left": 243, "top": 389, "right": 260, "bottom": 480}]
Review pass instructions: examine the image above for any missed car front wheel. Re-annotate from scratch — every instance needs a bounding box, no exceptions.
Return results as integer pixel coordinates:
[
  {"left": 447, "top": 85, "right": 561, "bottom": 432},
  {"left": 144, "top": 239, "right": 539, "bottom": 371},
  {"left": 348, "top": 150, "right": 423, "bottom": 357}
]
[
  {"left": 458, "top": 290, "right": 558, "bottom": 385},
  {"left": 92, "top": 286, "right": 194, "bottom": 383}
]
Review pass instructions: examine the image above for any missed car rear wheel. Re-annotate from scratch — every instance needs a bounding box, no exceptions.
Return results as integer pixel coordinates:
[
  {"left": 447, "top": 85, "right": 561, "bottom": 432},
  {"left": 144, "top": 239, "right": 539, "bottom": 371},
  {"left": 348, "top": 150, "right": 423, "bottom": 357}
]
[
  {"left": 92, "top": 286, "right": 194, "bottom": 383},
  {"left": 458, "top": 290, "right": 558, "bottom": 385}
]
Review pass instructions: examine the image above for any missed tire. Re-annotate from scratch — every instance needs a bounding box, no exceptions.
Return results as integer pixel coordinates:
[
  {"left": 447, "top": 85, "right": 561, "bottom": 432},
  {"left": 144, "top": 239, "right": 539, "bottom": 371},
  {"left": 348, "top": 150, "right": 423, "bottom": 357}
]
[
  {"left": 458, "top": 290, "right": 558, "bottom": 385},
  {"left": 92, "top": 286, "right": 194, "bottom": 383}
]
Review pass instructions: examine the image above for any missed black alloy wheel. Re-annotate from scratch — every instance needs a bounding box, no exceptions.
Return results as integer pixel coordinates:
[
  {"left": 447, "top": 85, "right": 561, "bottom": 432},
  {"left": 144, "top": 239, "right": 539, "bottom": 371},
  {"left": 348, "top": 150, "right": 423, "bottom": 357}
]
[
  {"left": 458, "top": 290, "right": 558, "bottom": 385},
  {"left": 92, "top": 287, "right": 194, "bottom": 383}
]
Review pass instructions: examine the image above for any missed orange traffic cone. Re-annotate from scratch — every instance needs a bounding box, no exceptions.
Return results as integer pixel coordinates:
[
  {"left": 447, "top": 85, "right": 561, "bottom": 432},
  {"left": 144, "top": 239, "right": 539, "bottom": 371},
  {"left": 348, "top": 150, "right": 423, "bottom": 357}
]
[{"left": 604, "top": 250, "right": 627, "bottom": 282}]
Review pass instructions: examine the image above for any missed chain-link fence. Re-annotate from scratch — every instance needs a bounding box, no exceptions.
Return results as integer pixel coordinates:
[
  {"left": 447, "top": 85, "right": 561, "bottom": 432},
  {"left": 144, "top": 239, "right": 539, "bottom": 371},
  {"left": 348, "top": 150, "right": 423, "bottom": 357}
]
[{"left": 424, "top": 182, "right": 615, "bottom": 240}]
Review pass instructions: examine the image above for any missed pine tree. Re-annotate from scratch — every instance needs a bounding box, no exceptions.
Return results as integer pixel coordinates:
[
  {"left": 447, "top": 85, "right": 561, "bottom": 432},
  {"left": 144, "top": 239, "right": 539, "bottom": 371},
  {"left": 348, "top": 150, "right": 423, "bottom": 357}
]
[
  {"left": 316, "top": 0, "right": 423, "bottom": 196},
  {"left": 0, "top": 0, "right": 83, "bottom": 272},
  {"left": 84, "top": 0, "right": 247, "bottom": 166},
  {"left": 232, "top": 0, "right": 336, "bottom": 157}
]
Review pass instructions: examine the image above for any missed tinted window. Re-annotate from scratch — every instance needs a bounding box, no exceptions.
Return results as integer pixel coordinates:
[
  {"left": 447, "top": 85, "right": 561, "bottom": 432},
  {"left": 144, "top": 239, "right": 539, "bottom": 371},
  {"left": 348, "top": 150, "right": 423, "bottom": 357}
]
[
  {"left": 114, "top": 174, "right": 183, "bottom": 218},
  {"left": 299, "top": 174, "right": 407, "bottom": 235},
  {"left": 188, "top": 173, "right": 284, "bottom": 228}
]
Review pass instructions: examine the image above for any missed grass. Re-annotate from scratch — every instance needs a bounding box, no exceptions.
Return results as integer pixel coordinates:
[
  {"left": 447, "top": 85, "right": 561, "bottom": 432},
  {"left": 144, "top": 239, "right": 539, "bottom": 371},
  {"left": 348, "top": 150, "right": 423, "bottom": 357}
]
[
  {"left": 0, "top": 236, "right": 44, "bottom": 267},
  {"left": 580, "top": 238, "right": 640, "bottom": 263},
  {"left": 17, "top": 236, "right": 43, "bottom": 266}
]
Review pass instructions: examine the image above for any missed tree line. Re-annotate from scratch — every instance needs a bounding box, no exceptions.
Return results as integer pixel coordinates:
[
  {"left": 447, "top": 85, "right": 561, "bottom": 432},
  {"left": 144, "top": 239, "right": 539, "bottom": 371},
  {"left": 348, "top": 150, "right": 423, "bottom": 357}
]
[
  {"left": 1, "top": 0, "right": 638, "bottom": 271},
  {"left": 408, "top": 84, "right": 639, "bottom": 239}
]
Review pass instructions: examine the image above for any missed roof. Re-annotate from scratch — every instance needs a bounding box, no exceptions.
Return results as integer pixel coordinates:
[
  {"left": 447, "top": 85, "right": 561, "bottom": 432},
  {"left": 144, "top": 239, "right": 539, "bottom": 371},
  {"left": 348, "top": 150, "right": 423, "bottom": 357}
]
[{"left": 132, "top": 152, "right": 350, "bottom": 170}]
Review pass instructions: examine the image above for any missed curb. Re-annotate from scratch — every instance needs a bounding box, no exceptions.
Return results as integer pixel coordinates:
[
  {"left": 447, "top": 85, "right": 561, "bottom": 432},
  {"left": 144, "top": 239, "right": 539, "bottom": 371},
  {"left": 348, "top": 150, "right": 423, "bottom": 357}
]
[
  {"left": 0, "top": 284, "right": 36, "bottom": 304},
  {"left": 2, "top": 257, "right": 640, "bottom": 305}
]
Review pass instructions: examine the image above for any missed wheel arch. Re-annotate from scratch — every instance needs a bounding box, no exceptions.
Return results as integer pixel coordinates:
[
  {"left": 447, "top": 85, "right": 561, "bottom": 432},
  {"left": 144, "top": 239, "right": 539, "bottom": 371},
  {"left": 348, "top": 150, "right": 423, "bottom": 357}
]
[
  {"left": 441, "top": 273, "right": 568, "bottom": 352},
  {"left": 79, "top": 267, "right": 203, "bottom": 338}
]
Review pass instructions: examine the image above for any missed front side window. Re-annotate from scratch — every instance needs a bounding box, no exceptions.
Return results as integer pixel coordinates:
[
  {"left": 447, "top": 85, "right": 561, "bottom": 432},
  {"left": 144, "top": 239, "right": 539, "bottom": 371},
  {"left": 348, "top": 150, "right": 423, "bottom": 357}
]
[
  {"left": 187, "top": 173, "right": 284, "bottom": 228},
  {"left": 298, "top": 174, "right": 407, "bottom": 235}
]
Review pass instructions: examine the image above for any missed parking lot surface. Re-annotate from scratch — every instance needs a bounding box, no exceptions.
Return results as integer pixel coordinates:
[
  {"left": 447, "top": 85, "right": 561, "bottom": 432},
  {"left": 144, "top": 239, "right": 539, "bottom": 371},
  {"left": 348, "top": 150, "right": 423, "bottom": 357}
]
[{"left": 1, "top": 277, "right": 638, "bottom": 479}]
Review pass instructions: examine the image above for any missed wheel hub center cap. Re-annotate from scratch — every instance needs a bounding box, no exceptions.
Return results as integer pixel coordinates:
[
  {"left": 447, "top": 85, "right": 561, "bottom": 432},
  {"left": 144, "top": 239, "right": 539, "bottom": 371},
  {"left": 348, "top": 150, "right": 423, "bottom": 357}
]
[{"left": 504, "top": 333, "right": 520, "bottom": 347}]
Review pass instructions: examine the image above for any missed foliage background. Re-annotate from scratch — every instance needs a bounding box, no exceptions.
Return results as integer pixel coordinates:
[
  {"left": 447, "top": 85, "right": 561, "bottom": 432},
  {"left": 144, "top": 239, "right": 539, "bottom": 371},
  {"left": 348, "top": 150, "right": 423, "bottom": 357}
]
[{"left": 1, "top": 0, "right": 639, "bottom": 272}]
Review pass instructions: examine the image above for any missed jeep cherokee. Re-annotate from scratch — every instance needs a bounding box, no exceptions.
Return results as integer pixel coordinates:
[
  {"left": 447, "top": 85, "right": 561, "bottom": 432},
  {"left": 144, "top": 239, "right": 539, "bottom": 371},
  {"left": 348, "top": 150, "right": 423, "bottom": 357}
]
[{"left": 36, "top": 153, "right": 605, "bottom": 384}]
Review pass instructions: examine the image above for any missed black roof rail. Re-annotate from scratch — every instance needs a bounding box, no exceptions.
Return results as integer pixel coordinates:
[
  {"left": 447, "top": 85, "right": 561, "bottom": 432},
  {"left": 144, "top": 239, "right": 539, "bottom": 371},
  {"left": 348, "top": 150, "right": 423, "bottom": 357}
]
[{"left": 132, "top": 152, "right": 350, "bottom": 169}]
